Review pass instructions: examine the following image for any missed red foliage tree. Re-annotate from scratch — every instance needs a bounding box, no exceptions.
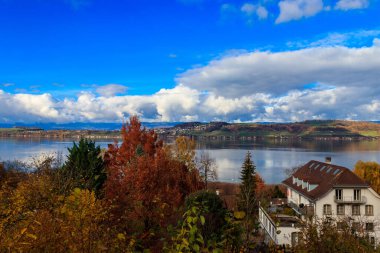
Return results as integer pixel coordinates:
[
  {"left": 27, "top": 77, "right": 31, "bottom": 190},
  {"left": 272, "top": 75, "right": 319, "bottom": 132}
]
[{"left": 104, "top": 116, "right": 203, "bottom": 236}]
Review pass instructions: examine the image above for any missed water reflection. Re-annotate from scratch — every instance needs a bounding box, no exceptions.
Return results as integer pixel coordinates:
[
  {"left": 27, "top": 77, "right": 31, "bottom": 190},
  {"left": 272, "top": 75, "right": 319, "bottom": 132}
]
[{"left": 1, "top": 138, "right": 379, "bottom": 184}]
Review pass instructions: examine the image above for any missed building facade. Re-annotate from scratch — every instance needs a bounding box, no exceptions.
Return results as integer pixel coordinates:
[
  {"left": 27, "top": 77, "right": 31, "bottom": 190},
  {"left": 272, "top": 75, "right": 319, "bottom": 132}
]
[{"left": 260, "top": 159, "right": 380, "bottom": 246}]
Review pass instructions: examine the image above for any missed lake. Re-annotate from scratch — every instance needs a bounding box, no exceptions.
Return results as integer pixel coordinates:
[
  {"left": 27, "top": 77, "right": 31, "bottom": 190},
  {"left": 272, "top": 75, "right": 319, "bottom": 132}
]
[{"left": 0, "top": 138, "right": 379, "bottom": 184}]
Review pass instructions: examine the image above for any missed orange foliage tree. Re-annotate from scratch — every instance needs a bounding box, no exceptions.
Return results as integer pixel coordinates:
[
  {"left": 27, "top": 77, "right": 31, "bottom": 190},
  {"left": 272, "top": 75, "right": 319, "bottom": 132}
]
[
  {"left": 354, "top": 160, "right": 380, "bottom": 194},
  {"left": 104, "top": 116, "right": 203, "bottom": 237}
]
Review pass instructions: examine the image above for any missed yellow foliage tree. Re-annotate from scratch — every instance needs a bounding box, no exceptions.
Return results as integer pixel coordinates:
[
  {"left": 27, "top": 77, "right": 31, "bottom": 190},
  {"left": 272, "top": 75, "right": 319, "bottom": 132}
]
[
  {"left": 0, "top": 168, "right": 133, "bottom": 252},
  {"left": 172, "top": 136, "right": 197, "bottom": 171},
  {"left": 354, "top": 160, "right": 380, "bottom": 194}
]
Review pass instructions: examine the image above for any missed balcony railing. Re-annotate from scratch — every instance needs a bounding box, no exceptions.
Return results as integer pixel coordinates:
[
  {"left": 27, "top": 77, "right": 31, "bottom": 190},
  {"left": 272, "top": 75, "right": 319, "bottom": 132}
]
[{"left": 334, "top": 196, "right": 367, "bottom": 204}]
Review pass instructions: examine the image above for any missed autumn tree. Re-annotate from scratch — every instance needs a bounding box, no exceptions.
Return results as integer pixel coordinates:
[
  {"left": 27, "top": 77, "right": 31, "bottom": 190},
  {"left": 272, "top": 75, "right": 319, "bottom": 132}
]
[
  {"left": 0, "top": 159, "right": 133, "bottom": 253},
  {"left": 104, "top": 116, "right": 203, "bottom": 248},
  {"left": 197, "top": 151, "right": 218, "bottom": 189},
  {"left": 172, "top": 136, "right": 197, "bottom": 171},
  {"left": 295, "top": 218, "right": 376, "bottom": 253},
  {"left": 237, "top": 151, "right": 257, "bottom": 250},
  {"left": 354, "top": 160, "right": 380, "bottom": 194}
]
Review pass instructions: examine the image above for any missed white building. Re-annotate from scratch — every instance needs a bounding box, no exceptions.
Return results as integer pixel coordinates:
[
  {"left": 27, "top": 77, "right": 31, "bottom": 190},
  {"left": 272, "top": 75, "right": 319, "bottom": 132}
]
[{"left": 260, "top": 159, "right": 380, "bottom": 246}]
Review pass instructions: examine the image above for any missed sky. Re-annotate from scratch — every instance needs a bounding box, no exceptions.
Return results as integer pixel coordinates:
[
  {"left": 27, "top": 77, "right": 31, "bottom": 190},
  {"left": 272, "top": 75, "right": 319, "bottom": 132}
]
[{"left": 0, "top": 0, "right": 380, "bottom": 123}]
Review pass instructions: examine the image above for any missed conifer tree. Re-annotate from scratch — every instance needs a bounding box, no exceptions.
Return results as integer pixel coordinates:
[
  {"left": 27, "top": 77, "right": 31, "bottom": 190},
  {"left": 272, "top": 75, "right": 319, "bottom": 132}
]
[
  {"left": 238, "top": 151, "right": 257, "bottom": 250},
  {"left": 59, "top": 138, "right": 106, "bottom": 195}
]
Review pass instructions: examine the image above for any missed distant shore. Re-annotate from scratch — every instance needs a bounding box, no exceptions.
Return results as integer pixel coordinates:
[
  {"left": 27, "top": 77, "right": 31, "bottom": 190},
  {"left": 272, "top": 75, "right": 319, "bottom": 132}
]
[{"left": 1, "top": 119, "right": 380, "bottom": 141}]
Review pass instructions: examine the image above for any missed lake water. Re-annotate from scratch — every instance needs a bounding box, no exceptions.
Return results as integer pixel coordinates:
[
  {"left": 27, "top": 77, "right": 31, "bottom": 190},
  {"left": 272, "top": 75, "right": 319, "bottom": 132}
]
[{"left": 1, "top": 138, "right": 379, "bottom": 184}]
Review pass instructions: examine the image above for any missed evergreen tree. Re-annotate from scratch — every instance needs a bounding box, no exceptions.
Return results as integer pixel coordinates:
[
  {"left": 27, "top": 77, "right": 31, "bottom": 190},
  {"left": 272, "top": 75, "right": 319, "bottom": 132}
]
[
  {"left": 238, "top": 151, "right": 257, "bottom": 251},
  {"left": 238, "top": 151, "right": 257, "bottom": 213},
  {"left": 59, "top": 138, "right": 106, "bottom": 195}
]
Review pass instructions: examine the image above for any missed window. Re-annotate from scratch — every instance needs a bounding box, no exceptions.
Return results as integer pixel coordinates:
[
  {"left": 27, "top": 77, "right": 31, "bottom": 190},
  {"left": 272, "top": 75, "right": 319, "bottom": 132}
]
[
  {"left": 337, "top": 204, "right": 345, "bottom": 215},
  {"left": 365, "top": 205, "right": 374, "bottom": 216},
  {"left": 354, "top": 189, "right": 361, "bottom": 201},
  {"left": 352, "top": 205, "right": 360, "bottom": 215},
  {"left": 366, "top": 222, "right": 374, "bottom": 232},
  {"left": 370, "top": 237, "right": 375, "bottom": 245},
  {"left": 323, "top": 204, "right": 332, "bottom": 215},
  {"left": 335, "top": 189, "right": 343, "bottom": 200}
]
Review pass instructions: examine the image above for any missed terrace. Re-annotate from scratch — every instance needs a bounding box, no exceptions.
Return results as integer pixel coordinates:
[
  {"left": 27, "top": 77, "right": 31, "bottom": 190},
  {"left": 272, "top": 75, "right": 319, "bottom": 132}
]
[{"left": 259, "top": 200, "right": 303, "bottom": 246}]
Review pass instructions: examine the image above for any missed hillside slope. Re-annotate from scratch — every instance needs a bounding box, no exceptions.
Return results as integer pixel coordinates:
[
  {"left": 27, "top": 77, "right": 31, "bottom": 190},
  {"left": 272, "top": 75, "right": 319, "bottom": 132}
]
[{"left": 158, "top": 120, "right": 380, "bottom": 139}]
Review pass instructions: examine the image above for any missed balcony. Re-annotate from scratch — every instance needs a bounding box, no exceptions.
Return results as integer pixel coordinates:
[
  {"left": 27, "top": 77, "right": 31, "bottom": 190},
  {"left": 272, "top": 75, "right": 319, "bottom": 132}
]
[
  {"left": 288, "top": 201, "right": 315, "bottom": 216},
  {"left": 334, "top": 196, "right": 367, "bottom": 204}
]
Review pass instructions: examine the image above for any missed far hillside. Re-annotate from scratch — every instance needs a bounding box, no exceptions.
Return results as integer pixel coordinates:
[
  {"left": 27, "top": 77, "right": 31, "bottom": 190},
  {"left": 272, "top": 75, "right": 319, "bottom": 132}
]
[{"left": 159, "top": 120, "right": 380, "bottom": 139}]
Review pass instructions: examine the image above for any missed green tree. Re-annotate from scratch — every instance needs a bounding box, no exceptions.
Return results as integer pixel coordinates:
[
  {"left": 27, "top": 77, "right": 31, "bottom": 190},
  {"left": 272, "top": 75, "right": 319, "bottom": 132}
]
[
  {"left": 167, "top": 191, "right": 243, "bottom": 253},
  {"left": 185, "top": 191, "right": 227, "bottom": 243},
  {"left": 59, "top": 138, "right": 106, "bottom": 195},
  {"left": 237, "top": 151, "right": 257, "bottom": 250}
]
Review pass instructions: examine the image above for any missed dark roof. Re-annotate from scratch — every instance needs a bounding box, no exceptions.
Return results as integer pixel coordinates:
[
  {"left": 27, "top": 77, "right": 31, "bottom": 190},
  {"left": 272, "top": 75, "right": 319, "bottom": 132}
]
[{"left": 282, "top": 160, "right": 369, "bottom": 201}]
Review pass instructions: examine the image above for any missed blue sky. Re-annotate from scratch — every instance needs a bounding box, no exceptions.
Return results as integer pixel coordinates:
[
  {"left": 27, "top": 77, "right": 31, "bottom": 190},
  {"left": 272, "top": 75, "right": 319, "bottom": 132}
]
[{"left": 1, "top": 0, "right": 380, "bottom": 122}]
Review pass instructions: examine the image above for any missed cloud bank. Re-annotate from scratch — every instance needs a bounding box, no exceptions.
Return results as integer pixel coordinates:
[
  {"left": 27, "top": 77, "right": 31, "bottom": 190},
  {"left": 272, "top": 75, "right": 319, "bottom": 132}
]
[{"left": 2, "top": 39, "right": 380, "bottom": 123}]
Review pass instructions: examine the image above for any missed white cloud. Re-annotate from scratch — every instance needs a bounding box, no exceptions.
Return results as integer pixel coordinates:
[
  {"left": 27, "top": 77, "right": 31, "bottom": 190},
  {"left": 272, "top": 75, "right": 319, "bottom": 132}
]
[
  {"left": 96, "top": 84, "right": 127, "bottom": 97},
  {"left": 287, "top": 29, "right": 380, "bottom": 48},
  {"left": 256, "top": 6, "right": 269, "bottom": 19},
  {"left": 2, "top": 39, "right": 380, "bottom": 123},
  {"left": 0, "top": 91, "right": 59, "bottom": 122},
  {"left": 177, "top": 40, "right": 380, "bottom": 98},
  {"left": 241, "top": 3, "right": 268, "bottom": 21},
  {"left": 335, "top": 0, "right": 369, "bottom": 10},
  {"left": 241, "top": 3, "right": 256, "bottom": 15},
  {"left": 276, "top": 0, "right": 324, "bottom": 24}
]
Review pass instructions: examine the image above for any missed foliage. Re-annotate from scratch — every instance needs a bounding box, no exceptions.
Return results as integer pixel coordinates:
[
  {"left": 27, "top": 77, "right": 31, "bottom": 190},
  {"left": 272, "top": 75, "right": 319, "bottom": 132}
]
[
  {"left": 172, "top": 136, "right": 197, "bottom": 171},
  {"left": 167, "top": 194, "right": 243, "bottom": 253},
  {"left": 197, "top": 151, "right": 218, "bottom": 189},
  {"left": 185, "top": 191, "right": 227, "bottom": 243},
  {"left": 104, "top": 116, "right": 203, "bottom": 249},
  {"left": 272, "top": 185, "right": 286, "bottom": 198},
  {"left": 354, "top": 160, "right": 380, "bottom": 194},
  {"left": 167, "top": 201, "right": 211, "bottom": 253},
  {"left": 0, "top": 165, "right": 133, "bottom": 252},
  {"left": 59, "top": 138, "right": 106, "bottom": 195},
  {"left": 295, "top": 218, "right": 378, "bottom": 253}
]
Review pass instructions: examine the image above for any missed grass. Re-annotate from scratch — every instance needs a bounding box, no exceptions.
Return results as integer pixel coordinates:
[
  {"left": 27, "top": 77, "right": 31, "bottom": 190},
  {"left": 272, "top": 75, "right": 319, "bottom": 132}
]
[
  {"left": 0, "top": 128, "right": 22, "bottom": 132},
  {"left": 357, "top": 131, "right": 380, "bottom": 137}
]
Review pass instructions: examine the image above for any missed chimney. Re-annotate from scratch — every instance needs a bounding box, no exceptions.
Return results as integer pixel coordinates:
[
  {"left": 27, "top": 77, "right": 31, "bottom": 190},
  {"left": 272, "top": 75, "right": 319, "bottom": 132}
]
[{"left": 325, "top": 157, "right": 332, "bottom": 164}]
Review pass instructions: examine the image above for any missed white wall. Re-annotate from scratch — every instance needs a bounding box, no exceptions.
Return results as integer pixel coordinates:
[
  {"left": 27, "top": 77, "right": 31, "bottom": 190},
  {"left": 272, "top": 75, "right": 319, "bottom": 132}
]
[
  {"left": 287, "top": 188, "right": 312, "bottom": 206},
  {"left": 276, "top": 226, "right": 300, "bottom": 246},
  {"left": 259, "top": 205, "right": 301, "bottom": 246},
  {"left": 315, "top": 187, "right": 380, "bottom": 243}
]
